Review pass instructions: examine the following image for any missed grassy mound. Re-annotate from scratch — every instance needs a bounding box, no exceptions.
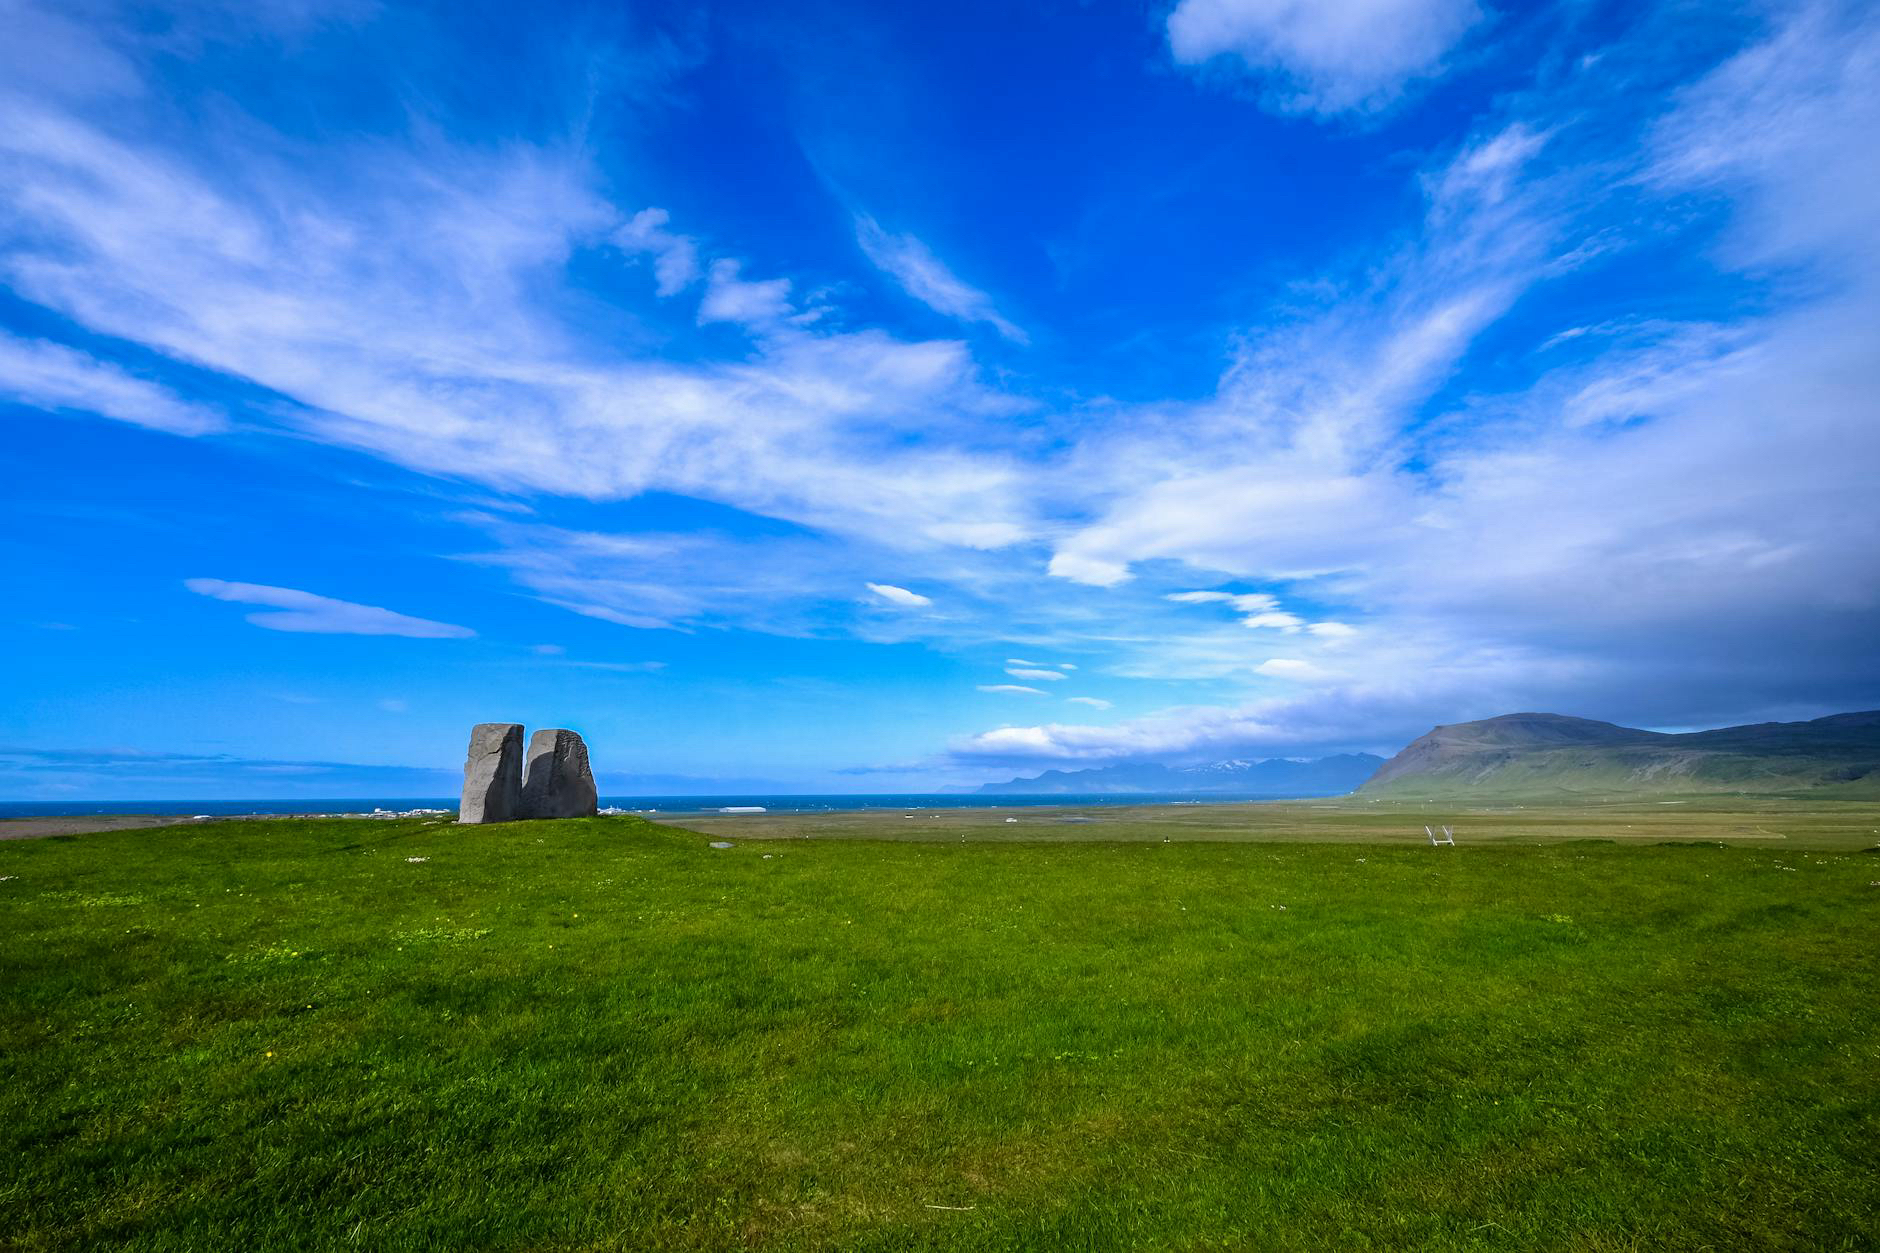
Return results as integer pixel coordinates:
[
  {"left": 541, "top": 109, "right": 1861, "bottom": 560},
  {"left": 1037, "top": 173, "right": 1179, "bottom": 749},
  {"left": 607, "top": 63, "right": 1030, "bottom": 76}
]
[{"left": 2, "top": 815, "right": 1876, "bottom": 1249}]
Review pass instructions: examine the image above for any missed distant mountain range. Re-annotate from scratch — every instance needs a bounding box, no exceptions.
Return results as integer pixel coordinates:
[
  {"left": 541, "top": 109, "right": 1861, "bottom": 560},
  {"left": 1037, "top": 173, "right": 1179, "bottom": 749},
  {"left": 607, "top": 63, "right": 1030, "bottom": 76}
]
[
  {"left": 1359, "top": 710, "right": 1880, "bottom": 798},
  {"left": 973, "top": 754, "right": 1386, "bottom": 796},
  {"left": 969, "top": 710, "right": 1880, "bottom": 801}
]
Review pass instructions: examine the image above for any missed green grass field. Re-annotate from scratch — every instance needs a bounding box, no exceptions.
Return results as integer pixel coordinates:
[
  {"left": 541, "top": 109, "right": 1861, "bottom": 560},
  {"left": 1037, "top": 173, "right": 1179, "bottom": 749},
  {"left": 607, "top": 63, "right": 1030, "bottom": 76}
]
[
  {"left": 3, "top": 805, "right": 1877, "bottom": 1250},
  {"left": 655, "top": 794, "right": 1880, "bottom": 846}
]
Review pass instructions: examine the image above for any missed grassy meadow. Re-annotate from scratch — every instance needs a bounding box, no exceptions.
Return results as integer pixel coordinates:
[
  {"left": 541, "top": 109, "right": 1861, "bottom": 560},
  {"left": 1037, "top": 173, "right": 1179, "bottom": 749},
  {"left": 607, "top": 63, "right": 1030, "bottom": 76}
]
[
  {"left": 657, "top": 793, "right": 1880, "bottom": 846},
  {"left": 2, "top": 804, "right": 1877, "bottom": 1250}
]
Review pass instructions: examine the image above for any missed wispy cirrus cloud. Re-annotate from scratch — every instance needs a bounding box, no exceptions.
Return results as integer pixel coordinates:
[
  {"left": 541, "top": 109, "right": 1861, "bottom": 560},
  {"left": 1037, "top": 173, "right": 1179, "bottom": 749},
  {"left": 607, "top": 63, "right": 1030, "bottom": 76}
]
[
  {"left": 0, "top": 332, "right": 223, "bottom": 434},
  {"left": 0, "top": 30, "right": 1036, "bottom": 558},
  {"left": 1165, "top": 590, "right": 1277, "bottom": 612},
  {"left": 855, "top": 214, "right": 1026, "bottom": 343},
  {"left": 1047, "top": 119, "right": 1553, "bottom": 592},
  {"left": 184, "top": 579, "right": 473, "bottom": 638}
]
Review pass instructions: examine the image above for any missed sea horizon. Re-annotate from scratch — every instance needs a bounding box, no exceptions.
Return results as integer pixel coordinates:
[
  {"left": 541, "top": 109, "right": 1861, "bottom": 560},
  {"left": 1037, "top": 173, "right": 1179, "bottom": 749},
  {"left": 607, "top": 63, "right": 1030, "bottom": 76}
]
[{"left": 0, "top": 791, "right": 1354, "bottom": 820}]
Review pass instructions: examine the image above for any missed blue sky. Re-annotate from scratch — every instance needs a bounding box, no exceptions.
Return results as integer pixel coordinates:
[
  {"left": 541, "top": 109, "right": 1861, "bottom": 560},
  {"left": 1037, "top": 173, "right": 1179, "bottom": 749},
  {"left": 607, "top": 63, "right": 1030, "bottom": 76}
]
[{"left": 3, "top": 0, "right": 1877, "bottom": 798}]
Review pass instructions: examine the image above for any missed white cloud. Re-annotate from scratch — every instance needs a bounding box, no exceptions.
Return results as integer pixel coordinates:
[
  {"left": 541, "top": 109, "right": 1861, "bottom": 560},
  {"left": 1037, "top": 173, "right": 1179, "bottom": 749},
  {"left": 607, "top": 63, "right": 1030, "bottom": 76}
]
[
  {"left": 1066, "top": 696, "right": 1112, "bottom": 709},
  {"left": 950, "top": 661, "right": 1485, "bottom": 763},
  {"left": 1046, "top": 551, "right": 1132, "bottom": 587},
  {"left": 378, "top": 698, "right": 409, "bottom": 713},
  {"left": 953, "top": 724, "right": 1090, "bottom": 757},
  {"left": 925, "top": 520, "right": 1029, "bottom": 549},
  {"left": 949, "top": 7, "right": 1880, "bottom": 763},
  {"left": 185, "top": 579, "right": 474, "bottom": 638},
  {"left": 1005, "top": 667, "right": 1068, "bottom": 681},
  {"left": 0, "top": 332, "right": 224, "bottom": 434},
  {"left": 1045, "top": 122, "right": 1554, "bottom": 601},
  {"left": 856, "top": 215, "right": 1026, "bottom": 343},
  {"left": 0, "top": 85, "right": 1038, "bottom": 555},
  {"left": 951, "top": 704, "right": 1311, "bottom": 764},
  {"left": 1168, "top": 590, "right": 1304, "bottom": 632},
  {"left": 465, "top": 512, "right": 1046, "bottom": 646},
  {"left": 1254, "top": 657, "right": 1326, "bottom": 680},
  {"left": 1168, "top": 590, "right": 1279, "bottom": 612},
  {"left": 697, "top": 258, "right": 795, "bottom": 327},
  {"left": 614, "top": 207, "right": 700, "bottom": 296},
  {"left": 530, "top": 643, "right": 566, "bottom": 655},
  {"left": 979, "top": 684, "right": 1046, "bottom": 695},
  {"left": 468, "top": 516, "right": 865, "bottom": 633},
  {"left": 1167, "top": 0, "right": 1483, "bottom": 116},
  {"left": 867, "top": 582, "right": 933, "bottom": 608}
]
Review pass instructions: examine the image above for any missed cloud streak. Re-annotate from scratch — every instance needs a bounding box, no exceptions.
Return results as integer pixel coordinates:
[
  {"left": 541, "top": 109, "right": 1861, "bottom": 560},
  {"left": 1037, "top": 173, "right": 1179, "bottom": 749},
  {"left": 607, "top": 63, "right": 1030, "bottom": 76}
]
[
  {"left": 0, "top": 49, "right": 1036, "bottom": 557},
  {"left": 855, "top": 215, "right": 1026, "bottom": 343},
  {"left": 1005, "top": 667, "right": 1068, "bottom": 682},
  {"left": 0, "top": 332, "right": 223, "bottom": 435},
  {"left": 184, "top": 580, "right": 474, "bottom": 638},
  {"left": 867, "top": 582, "right": 933, "bottom": 608}
]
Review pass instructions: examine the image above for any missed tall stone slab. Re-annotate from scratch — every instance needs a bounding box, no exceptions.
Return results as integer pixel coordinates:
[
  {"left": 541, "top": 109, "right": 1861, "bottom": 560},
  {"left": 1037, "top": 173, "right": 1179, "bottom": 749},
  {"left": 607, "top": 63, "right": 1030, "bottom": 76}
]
[
  {"left": 460, "top": 722, "right": 524, "bottom": 823},
  {"left": 520, "top": 728, "right": 598, "bottom": 819}
]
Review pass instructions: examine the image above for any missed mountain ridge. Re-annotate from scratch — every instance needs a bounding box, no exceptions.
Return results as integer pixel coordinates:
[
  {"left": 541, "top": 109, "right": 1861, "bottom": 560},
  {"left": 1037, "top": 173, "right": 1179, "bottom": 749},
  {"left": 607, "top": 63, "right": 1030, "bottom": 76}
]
[{"left": 1359, "top": 710, "right": 1880, "bottom": 798}]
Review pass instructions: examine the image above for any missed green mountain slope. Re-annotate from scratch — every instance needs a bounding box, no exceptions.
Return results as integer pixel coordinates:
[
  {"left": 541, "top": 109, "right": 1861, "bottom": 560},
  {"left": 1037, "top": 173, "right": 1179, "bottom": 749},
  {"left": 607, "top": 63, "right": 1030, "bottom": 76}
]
[{"left": 1359, "top": 710, "right": 1880, "bottom": 799}]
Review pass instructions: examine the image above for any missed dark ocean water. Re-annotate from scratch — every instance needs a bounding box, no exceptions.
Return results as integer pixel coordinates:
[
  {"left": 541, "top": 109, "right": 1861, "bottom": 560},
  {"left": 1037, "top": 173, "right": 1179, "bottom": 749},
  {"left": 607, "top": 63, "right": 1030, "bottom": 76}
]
[{"left": 0, "top": 792, "right": 1338, "bottom": 819}]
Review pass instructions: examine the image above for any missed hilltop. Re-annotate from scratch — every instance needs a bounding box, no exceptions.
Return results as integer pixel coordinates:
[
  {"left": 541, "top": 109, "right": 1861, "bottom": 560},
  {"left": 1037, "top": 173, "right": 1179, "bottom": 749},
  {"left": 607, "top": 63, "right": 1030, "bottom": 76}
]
[{"left": 1359, "top": 710, "right": 1880, "bottom": 798}]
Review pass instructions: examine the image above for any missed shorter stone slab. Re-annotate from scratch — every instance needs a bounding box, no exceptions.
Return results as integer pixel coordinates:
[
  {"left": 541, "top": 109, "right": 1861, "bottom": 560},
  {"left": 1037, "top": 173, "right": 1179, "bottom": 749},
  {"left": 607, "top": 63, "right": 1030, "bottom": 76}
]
[
  {"left": 520, "top": 728, "right": 598, "bottom": 819},
  {"left": 460, "top": 723, "right": 524, "bottom": 824}
]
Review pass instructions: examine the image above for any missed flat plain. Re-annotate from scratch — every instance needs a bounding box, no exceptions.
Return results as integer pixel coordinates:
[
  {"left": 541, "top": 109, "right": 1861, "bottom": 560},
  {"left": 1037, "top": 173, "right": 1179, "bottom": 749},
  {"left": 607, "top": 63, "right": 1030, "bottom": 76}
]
[
  {"left": 654, "top": 794, "right": 1880, "bottom": 847},
  {"left": 2, "top": 801, "right": 1876, "bottom": 1250}
]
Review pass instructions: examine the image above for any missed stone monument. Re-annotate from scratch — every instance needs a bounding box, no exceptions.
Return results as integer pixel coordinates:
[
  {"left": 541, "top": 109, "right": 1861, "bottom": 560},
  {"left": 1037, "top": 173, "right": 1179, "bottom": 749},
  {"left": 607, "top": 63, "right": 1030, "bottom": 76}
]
[
  {"left": 520, "top": 728, "right": 599, "bottom": 819},
  {"left": 458, "top": 723, "right": 597, "bottom": 823},
  {"left": 459, "top": 722, "right": 524, "bottom": 824}
]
